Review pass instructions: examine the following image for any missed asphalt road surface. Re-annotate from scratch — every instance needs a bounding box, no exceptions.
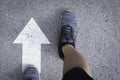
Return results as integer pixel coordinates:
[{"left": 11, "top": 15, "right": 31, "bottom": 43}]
[{"left": 0, "top": 0, "right": 120, "bottom": 80}]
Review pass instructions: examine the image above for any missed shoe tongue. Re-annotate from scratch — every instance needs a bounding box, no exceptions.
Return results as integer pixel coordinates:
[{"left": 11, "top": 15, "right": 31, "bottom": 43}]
[{"left": 26, "top": 77, "right": 32, "bottom": 80}]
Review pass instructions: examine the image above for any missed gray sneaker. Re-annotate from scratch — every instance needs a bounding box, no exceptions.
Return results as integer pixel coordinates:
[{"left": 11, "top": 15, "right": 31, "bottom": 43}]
[
  {"left": 23, "top": 65, "right": 39, "bottom": 80},
  {"left": 58, "top": 10, "right": 78, "bottom": 60}
]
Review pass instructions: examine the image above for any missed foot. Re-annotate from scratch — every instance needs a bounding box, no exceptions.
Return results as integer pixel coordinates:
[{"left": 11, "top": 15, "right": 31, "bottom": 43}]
[
  {"left": 58, "top": 10, "right": 78, "bottom": 60},
  {"left": 23, "top": 65, "right": 39, "bottom": 80}
]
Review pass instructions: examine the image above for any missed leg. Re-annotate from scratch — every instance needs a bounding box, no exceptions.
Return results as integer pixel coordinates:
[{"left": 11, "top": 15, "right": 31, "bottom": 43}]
[
  {"left": 62, "top": 45, "right": 92, "bottom": 77},
  {"left": 58, "top": 10, "right": 93, "bottom": 79}
]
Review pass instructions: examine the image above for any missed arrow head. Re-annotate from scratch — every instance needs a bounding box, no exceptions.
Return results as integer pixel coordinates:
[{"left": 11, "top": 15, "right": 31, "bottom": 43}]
[{"left": 13, "top": 18, "right": 50, "bottom": 45}]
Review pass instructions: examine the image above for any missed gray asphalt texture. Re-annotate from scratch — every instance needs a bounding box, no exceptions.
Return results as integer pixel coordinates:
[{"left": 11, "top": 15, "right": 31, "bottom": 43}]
[{"left": 0, "top": 0, "right": 120, "bottom": 80}]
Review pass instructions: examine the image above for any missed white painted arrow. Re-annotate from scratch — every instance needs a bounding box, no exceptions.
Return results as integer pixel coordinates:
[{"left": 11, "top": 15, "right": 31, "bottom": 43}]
[{"left": 13, "top": 18, "right": 50, "bottom": 74}]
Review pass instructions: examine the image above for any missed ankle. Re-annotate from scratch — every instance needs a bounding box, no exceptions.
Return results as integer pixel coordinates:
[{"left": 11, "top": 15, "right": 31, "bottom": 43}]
[
  {"left": 63, "top": 44, "right": 74, "bottom": 49},
  {"left": 62, "top": 44, "right": 74, "bottom": 54}
]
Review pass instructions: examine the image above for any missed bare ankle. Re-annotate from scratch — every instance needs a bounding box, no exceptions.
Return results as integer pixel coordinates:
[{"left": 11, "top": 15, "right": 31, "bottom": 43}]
[{"left": 62, "top": 44, "right": 74, "bottom": 51}]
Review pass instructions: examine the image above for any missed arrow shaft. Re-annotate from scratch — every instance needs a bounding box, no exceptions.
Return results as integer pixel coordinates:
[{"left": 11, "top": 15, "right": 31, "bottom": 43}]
[{"left": 22, "top": 44, "right": 41, "bottom": 73}]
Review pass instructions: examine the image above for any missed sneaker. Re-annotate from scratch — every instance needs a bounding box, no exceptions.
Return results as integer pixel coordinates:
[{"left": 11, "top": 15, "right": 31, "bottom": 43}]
[
  {"left": 23, "top": 65, "right": 39, "bottom": 80},
  {"left": 58, "top": 10, "right": 78, "bottom": 60}
]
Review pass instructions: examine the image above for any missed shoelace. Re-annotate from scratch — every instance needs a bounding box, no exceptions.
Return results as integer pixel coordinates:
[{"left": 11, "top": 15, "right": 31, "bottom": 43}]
[{"left": 62, "top": 26, "right": 73, "bottom": 40}]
